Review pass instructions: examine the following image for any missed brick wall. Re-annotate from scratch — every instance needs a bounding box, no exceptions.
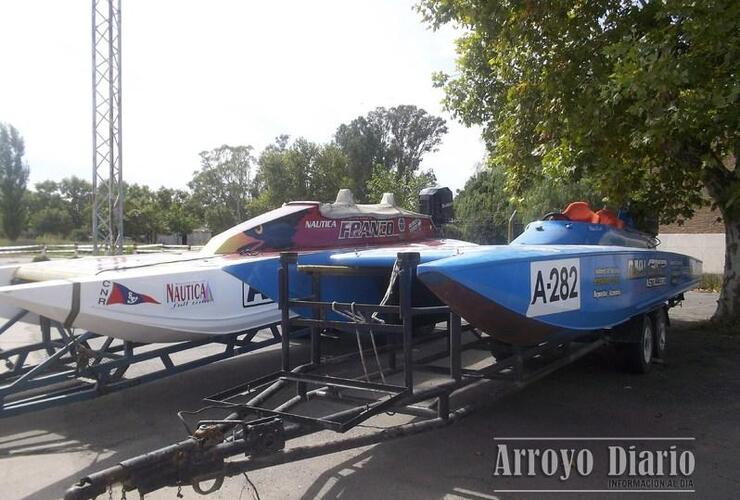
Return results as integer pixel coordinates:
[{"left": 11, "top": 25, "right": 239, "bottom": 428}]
[{"left": 659, "top": 205, "right": 724, "bottom": 234}]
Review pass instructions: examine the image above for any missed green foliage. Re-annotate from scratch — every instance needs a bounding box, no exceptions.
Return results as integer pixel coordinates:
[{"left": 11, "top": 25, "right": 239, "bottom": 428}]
[
  {"left": 26, "top": 176, "right": 92, "bottom": 239},
  {"left": 697, "top": 274, "right": 723, "bottom": 293},
  {"left": 0, "top": 123, "right": 30, "bottom": 240},
  {"left": 419, "top": 0, "right": 740, "bottom": 320},
  {"left": 0, "top": 104, "right": 451, "bottom": 245},
  {"left": 366, "top": 166, "right": 437, "bottom": 211},
  {"left": 59, "top": 176, "right": 92, "bottom": 230},
  {"left": 164, "top": 191, "right": 199, "bottom": 244},
  {"left": 124, "top": 184, "right": 166, "bottom": 242},
  {"left": 452, "top": 167, "right": 513, "bottom": 244},
  {"left": 311, "top": 144, "right": 354, "bottom": 202},
  {"left": 335, "top": 105, "right": 448, "bottom": 201},
  {"left": 189, "top": 145, "right": 256, "bottom": 233},
  {"left": 121, "top": 185, "right": 200, "bottom": 243},
  {"left": 254, "top": 136, "right": 352, "bottom": 210},
  {"left": 452, "top": 165, "right": 604, "bottom": 244},
  {"left": 30, "top": 207, "right": 74, "bottom": 236},
  {"left": 419, "top": 0, "right": 737, "bottom": 219},
  {"left": 516, "top": 178, "right": 605, "bottom": 224}
]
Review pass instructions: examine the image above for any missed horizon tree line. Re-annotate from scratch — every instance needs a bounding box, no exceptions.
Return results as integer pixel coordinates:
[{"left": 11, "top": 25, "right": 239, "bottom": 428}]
[{"left": 0, "top": 105, "right": 447, "bottom": 243}]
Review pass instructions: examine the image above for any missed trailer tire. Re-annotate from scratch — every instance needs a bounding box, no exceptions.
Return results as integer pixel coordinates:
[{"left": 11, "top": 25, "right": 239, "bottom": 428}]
[
  {"left": 651, "top": 307, "right": 668, "bottom": 360},
  {"left": 622, "top": 315, "right": 653, "bottom": 374}
]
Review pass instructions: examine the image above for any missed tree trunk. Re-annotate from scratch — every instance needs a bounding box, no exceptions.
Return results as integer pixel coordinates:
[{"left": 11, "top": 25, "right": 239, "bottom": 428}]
[
  {"left": 712, "top": 213, "right": 740, "bottom": 325},
  {"left": 704, "top": 159, "right": 740, "bottom": 327}
]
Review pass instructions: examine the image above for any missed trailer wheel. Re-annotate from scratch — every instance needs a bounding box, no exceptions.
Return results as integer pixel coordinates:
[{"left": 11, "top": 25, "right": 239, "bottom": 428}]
[
  {"left": 623, "top": 315, "right": 653, "bottom": 374},
  {"left": 651, "top": 308, "right": 668, "bottom": 359}
]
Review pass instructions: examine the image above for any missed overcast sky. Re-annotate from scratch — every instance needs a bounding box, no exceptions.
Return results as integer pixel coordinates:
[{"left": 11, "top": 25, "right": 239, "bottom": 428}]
[{"left": 0, "top": 0, "right": 485, "bottom": 196}]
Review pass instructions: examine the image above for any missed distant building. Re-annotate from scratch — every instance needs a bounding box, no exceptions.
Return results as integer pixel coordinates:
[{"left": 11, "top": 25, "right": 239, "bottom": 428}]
[
  {"left": 156, "top": 227, "right": 212, "bottom": 247},
  {"left": 659, "top": 206, "right": 724, "bottom": 274}
]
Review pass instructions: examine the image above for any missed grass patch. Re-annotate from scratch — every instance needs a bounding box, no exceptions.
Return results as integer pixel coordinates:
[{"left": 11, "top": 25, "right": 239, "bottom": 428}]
[
  {"left": 695, "top": 273, "right": 722, "bottom": 293},
  {"left": 0, "top": 236, "right": 79, "bottom": 247}
]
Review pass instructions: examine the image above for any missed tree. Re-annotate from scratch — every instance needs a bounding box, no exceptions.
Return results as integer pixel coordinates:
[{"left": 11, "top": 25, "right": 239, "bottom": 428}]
[
  {"left": 157, "top": 188, "right": 198, "bottom": 244},
  {"left": 29, "top": 207, "right": 73, "bottom": 237},
  {"left": 166, "top": 205, "right": 198, "bottom": 245},
  {"left": 309, "top": 144, "right": 353, "bottom": 202},
  {"left": 515, "top": 178, "right": 605, "bottom": 225},
  {"left": 453, "top": 167, "right": 514, "bottom": 244},
  {"left": 24, "top": 177, "right": 92, "bottom": 240},
  {"left": 365, "top": 166, "right": 437, "bottom": 211},
  {"left": 254, "top": 136, "right": 352, "bottom": 209},
  {"left": 335, "top": 105, "right": 448, "bottom": 200},
  {"left": 124, "top": 184, "right": 165, "bottom": 242},
  {"left": 453, "top": 164, "right": 605, "bottom": 243},
  {"left": 253, "top": 135, "right": 293, "bottom": 209},
  {"left": 31, "top": 180, "right": 62, "bottom": 208},
  {"left": 335, "top": 117, "right": 383, "bottom": 199},
  {"left": 59, "top": 176, "right": 92, "bottom": 233},
  {"left": 0, "top": 124, "right": 30, "bottom": 240},
  {"left": 189, "top": 145, "right": 256, "bottom": 233},
  {"left": 419, "top": 0, "right": 740, "bottom": 324}
]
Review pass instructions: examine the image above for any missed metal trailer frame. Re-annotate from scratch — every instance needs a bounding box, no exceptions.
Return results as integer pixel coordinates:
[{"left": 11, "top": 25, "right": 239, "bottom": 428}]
[
  {"left": 0, "top": 312, "right": 287, "bottom": 418},
  {"left": 64, "top": 251, "right": 616, "bottom": 500}
]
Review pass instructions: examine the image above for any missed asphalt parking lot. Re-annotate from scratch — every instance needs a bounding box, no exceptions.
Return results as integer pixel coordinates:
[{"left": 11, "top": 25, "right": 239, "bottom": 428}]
[{"left": 1, "top": 291, "right": 738, "bottom": 500}]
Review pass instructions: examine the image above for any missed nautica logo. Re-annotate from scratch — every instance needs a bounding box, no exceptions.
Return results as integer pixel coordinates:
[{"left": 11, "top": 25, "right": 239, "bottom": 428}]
[
  {"left": 305, "top": 220, "right": 337, "bottom": 229},
  {"left": 166, "top": 281, "right": 214, "bottom": 308}
]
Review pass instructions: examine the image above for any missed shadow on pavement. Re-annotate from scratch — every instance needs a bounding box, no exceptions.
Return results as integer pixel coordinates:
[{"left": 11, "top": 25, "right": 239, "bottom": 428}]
[{"left": 2, "top": 308, "right": 738, "bottom": 500}]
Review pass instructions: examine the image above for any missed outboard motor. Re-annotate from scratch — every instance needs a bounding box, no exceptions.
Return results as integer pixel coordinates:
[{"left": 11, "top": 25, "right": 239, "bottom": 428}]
[{"left": 419, "top": 187, "right": 454, "bottom": 226}]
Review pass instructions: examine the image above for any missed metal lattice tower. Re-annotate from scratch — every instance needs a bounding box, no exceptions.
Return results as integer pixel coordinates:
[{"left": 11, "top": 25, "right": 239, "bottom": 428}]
[{"left": 91, "top": 0, "right": 123, "bottom": 255}]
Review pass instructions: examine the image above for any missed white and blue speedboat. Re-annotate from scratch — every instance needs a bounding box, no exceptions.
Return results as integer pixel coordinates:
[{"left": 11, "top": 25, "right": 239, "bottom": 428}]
[
  {"left": 416, "top": 219, "right": 701, "bottom": 346},
  {"left": 0, "top": 190, "right": 464, "bottom": 342},
  {"left": 237, "top": 202, "right": 701, "bottom": 351}
]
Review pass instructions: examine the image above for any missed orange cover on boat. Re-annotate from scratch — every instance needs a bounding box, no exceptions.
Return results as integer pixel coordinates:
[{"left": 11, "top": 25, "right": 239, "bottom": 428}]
[
  {"left": 563, "top": 202, "right": 598, "bottom": 223},
  {"left": 562, "top": 202, "right": 624, "bottom": 228},
  {"left": 595, "top": 208, "right": 625, "bottom": 229}
]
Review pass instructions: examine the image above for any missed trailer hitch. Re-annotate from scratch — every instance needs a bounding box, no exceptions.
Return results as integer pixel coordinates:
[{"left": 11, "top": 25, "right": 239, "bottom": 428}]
[
  {"left": 65, "top": 436, "right": 226, "bottom": 500},
  {"left": 241, "top": 417, "right": 285, "bottom": 456},
  {"left": 126, "top": 447, "right": 226, "bottom": 497},
  {"left": 194, "top": 417, "right": 285, "bottom": 457},
  {"left": 65, "top": 417, "right": 285, "bottom": 500},
  {"left": 116, "top": 418, "right": 284, "bottom": 497}
]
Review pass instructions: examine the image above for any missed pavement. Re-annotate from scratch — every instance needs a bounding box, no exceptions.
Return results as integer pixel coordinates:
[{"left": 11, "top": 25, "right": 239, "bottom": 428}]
[{"left": 0, "top": 291, "right": 738, "bottom": 500}]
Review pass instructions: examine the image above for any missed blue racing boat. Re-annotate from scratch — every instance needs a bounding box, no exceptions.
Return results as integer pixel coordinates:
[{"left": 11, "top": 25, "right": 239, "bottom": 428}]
[
  {"left": 416, "top": 219, "right": 701, "bottom": 346},
  {"left": 232, "top": 202, "right": 700, "bottom": 342},
  {"left": 226, "top": 199, "right": 701, "bottom": 371}
]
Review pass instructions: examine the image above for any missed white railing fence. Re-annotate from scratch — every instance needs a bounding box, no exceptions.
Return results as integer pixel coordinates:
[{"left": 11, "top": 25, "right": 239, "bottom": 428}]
[{"left": 0, "top": 243, "right": 203, "bottom": 257}]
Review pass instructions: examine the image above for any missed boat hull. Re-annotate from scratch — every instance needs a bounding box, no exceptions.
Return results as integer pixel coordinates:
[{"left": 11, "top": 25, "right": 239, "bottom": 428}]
[
  {"left": 0, "top": 241, "right": 471, "bottom": 342},
  {"left": 417, "top": 245, "right": 701, "bottom": 346},
  {"left": 0, "top": 255, "right": 280, "bottom": 343},
  {"left": 0, "top": 191, "right": 447, "bottom": 343}
]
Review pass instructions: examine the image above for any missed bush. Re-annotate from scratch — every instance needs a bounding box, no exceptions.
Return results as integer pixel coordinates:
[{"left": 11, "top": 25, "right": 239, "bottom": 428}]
[
  {"left": 696, "top": 274, "right": 722, "bottom": 292},
  {"left": 69, "top": 228, "right": 90, "bottom": 242}
]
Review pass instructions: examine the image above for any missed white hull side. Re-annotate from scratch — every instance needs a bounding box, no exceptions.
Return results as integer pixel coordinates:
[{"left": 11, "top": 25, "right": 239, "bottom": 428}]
[
  {"left": 0, "top": 255, "right": 281, "bottom": 343},
  {"left": 0, "top": 263, "right": 39, "bottom": 323}
]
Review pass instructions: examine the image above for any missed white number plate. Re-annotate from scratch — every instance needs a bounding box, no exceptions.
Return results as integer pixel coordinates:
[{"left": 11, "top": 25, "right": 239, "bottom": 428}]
[{"left": 526, "top": 258, "right": 581, "bottom": 317}]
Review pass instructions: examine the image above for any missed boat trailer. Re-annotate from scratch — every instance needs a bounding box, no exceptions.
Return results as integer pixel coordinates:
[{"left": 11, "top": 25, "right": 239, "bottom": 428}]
[
  {"left": 0, "top": 312, "right": 289, "bottom": 417},
  {"left": 63, "top": 251, "right": 615, "bottom": 500}
]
